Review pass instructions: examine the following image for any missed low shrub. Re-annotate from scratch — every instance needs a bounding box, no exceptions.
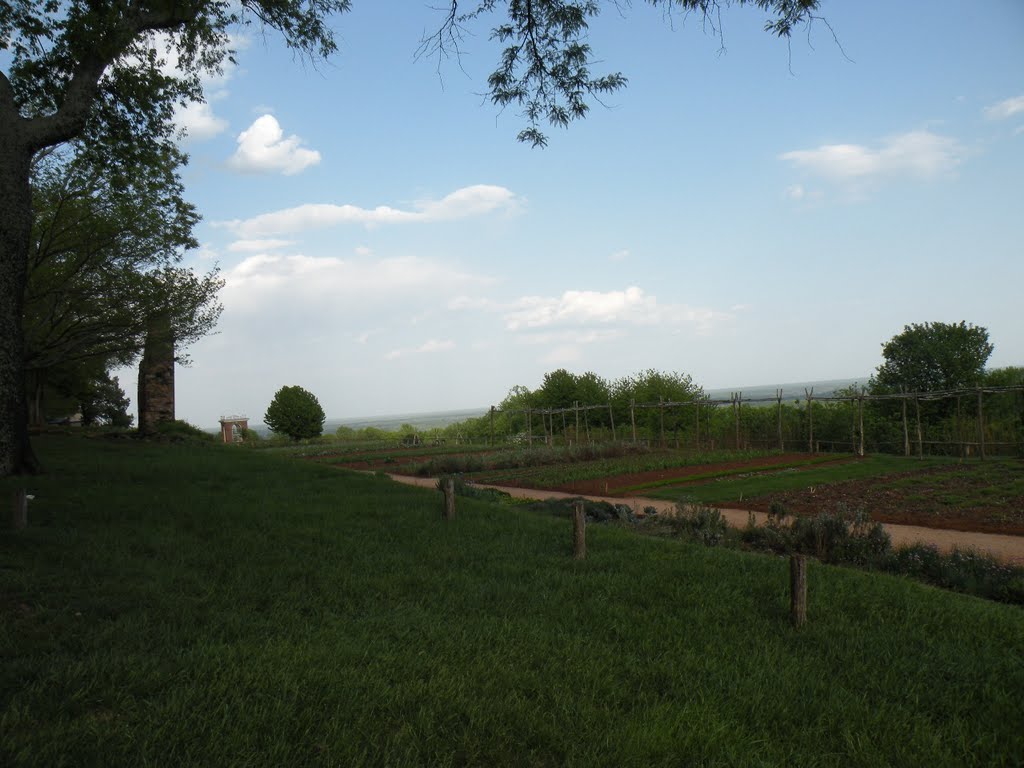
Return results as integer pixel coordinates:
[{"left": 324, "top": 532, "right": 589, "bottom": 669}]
[
  {"left": 148, "top": 420, "right": 217, "bottom": 444},
  {"left": 672, "top": 499, "right": 728, "bottom": 547},
  {"left": 788, "top": 503, "right": 890, "bottom": 565},
  {"left": 879, "top": 544, "right": 1024, "bottom": 605}
]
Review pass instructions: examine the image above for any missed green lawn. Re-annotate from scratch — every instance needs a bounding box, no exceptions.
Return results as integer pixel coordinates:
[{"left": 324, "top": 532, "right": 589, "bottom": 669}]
[{"left": 2, "top": 437, "right": 1022, "bottom": 766}]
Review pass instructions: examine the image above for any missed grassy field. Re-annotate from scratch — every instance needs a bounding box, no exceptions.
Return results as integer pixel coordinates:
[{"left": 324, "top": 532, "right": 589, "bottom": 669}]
[{"left": 2, "top": 436, "right": 1023, "bottom": 766}]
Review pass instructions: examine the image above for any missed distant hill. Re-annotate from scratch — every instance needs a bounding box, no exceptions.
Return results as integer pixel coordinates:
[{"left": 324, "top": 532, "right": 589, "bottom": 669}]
[
  {"left": 705, "top": 377, "right": 871, "bottom": 404},
  {"left": 238, "top": 378, "right": 873, "bottom": 435},
  {"left": 244, "top": 407, "right": 489, "bottom": 437}
]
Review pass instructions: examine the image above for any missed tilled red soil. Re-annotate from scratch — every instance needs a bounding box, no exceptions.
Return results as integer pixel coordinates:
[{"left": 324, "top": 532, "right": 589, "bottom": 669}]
[
  {"left": 738, "top": 464, "right": 1024, "bottom": 536},
  {"left": 543, "top": 453, "right": 851, "bottom": 496},
  {"left": 332, "top": 449, "right": 1024, "bottom": 537}
]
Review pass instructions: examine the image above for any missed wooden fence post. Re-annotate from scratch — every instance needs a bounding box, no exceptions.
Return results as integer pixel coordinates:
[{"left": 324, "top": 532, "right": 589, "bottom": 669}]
[
  {"left": 630, "top": 398, "right": 637, "bottom": 443},
  {"left": 12, "top": 489, "right": 27, "bottom": 531},
  {"left": 608, "top": 403, "right": 616, "bottom": 442},
  {"left": 443, "top": 478, "right": 455, "bottom": 521},
  {"left": 489, "top": 405, "right": 495, "bottom": 446},
  {"left": 575, "top": 401, "right": 580, "bottom": 444},
  {"left": 790, "top": 555, "right": 807, "bottom": 627},
  {"left": 573, "top": 500, "right": 586, "bottom": 560}
]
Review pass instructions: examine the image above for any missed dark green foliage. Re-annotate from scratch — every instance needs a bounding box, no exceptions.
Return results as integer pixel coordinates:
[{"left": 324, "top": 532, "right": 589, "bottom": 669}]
[
  {"left": 878, "top": 545, "right": 1024, "bottom": 605},
  {"left": 79, "top": 371, "right": 132, "bottom": 427},
  {"left": 872, "top": 321, "right": 993, "bottom": 395},
  {"left": 264, "top": 385, "right": 326, "bottom": 441}
]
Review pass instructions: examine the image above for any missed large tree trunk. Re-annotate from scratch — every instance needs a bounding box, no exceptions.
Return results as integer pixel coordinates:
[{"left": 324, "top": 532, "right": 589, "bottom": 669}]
[{"left": 0, "top": 136, "right": 40, "bottom": 476}]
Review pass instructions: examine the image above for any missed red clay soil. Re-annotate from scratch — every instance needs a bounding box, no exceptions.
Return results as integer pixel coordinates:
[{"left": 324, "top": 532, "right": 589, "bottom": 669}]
[
  {"left": 739, "top": 463, "right": 1024, "bottom": 537},
  {"left": 487, "top": 454, "right": 1024, "bottom": 537},
  {"left": 544, "top": 453, "right": 852, "bottom": 496}
]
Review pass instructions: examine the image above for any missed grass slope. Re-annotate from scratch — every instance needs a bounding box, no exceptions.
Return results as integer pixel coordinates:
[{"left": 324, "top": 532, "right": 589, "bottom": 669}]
[{"left": 2, "top": 437, "right": 1022, "bottom": 767}]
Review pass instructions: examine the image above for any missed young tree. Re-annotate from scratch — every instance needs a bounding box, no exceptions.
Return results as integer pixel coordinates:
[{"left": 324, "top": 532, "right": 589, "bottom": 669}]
[
  {"left": 264, "top": 385, "right": 326, "bottom": 441},
  {"left": 1, "top": 0, "right": 822, "bottom": 475}
]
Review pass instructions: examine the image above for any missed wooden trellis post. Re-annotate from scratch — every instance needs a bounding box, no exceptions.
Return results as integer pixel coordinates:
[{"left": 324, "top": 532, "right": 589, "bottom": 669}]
[
  {"left": 630, "top": 398, "right": 637, "bottom": 443},
  {"left": 901, "top": 391, "right": 910, "bottom": 457},
  {"left": 575, "top": 401, "right": 580, "bottom": 444},
  {"left": 527, "top": 408, "right": 532, "bottom": 445},
  {"left": 776, "top": 389, "right": 784, "bottom": 451},
  {"left": 608, "top": 403, "right": 616, "bottom": 442},
  {"left": 858, "top": 389, "right": 865, "bottom": 457},
  {"left": 805, "top": 387, "right": 814, "bottom": 454},
  {"left": 977, "top": 387, "right": 986, "bottom": 461},
  {"left": 659, "top": 396, "right": 666, "bottom": 448},
  {"left": 915, "top": 397, "right": 923, "bottom": 459},
  {"left": 734, "top": 391, "right": 742, "bottom": 450},
  {"left": 489, "top": 405, "right": 495, "bottom": 446}
]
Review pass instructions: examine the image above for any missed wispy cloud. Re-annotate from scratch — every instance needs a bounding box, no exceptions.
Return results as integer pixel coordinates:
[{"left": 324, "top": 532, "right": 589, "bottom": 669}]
[
  {"left": 450, "top": 286, "right": 730, "bottom": 336},
  {"left": 780, "top": 130, "right": 966, "bottom": 181},
  {"left": 222, "top": 185, "right": 522, "bottom": 237},
  {"left": 984, "top": 94, "right": 1024, "bottom": 120},
  {"left": 227, "top": 238, "right": 295, "bottom": 253},
  {"left": 222, "top": 253, "right": 492, "bottom": 313},
  {"left": 227, "top": 115, "right": 321, "bottom": 175},
  {"left": 385, "top": 339, "right": 456, "bottom": 360}
]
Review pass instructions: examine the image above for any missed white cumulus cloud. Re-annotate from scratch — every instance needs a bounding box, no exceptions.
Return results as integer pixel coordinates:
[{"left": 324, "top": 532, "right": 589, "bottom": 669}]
[
  {"left": 222, "top": 185, "right": 521, "bottom": 237},
  {"left": 984, "top": 94, "right": 1024, "bottom": 120},
  {"left": 780, "top": 130, "right": 966, "bottom": 181},
  {"left": 227, "top": 115, "right": 321, "bottom": 175},
  {"left": 175, "top": 101, "right": 229, "bottom": 141}
]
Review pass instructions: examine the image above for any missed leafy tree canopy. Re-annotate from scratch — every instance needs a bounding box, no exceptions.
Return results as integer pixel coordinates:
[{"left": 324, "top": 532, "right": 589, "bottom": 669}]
[
  {"left": 264, "top": 385, "right": 326, "bottom": 441},
  {"left": 871, "top": 322, "right": 994, "bottom": 395}
]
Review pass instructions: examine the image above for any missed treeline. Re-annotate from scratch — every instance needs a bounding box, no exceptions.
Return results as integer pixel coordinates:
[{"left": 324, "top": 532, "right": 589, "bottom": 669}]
[{"left": 323, "top": 365, "right": 1024, "bottom": 457}]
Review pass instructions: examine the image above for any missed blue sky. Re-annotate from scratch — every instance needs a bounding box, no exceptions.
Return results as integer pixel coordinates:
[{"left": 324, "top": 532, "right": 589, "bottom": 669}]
[{"left": 126, "top": 0, "right": 1023, "bottom": 426}]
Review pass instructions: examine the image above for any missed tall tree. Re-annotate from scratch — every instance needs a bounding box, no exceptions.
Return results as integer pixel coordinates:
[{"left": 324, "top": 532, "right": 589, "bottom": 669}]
[
  {"left": 871, "top": 322, "right": 994, "bottom": 395},
  {"left": 24, "top": 144, "right": 222, "bottom": 427},
  {"left": 1, "top": 0, "right": 822, "bottom": 475}
]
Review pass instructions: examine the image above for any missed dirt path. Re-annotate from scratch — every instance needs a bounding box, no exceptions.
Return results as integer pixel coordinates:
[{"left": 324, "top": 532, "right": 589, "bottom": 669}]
[{"left": 386, "top": 474, "right": 1024, "bottom": 565}]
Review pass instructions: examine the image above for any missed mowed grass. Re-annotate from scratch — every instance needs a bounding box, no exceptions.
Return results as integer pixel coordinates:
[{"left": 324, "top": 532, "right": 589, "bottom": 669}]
[
  {"left": 647, "top": 455, "right": 956, "bottom": 504},
  {"left": 1, "top": 437, "right": 1022, "bottom": 767}
]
